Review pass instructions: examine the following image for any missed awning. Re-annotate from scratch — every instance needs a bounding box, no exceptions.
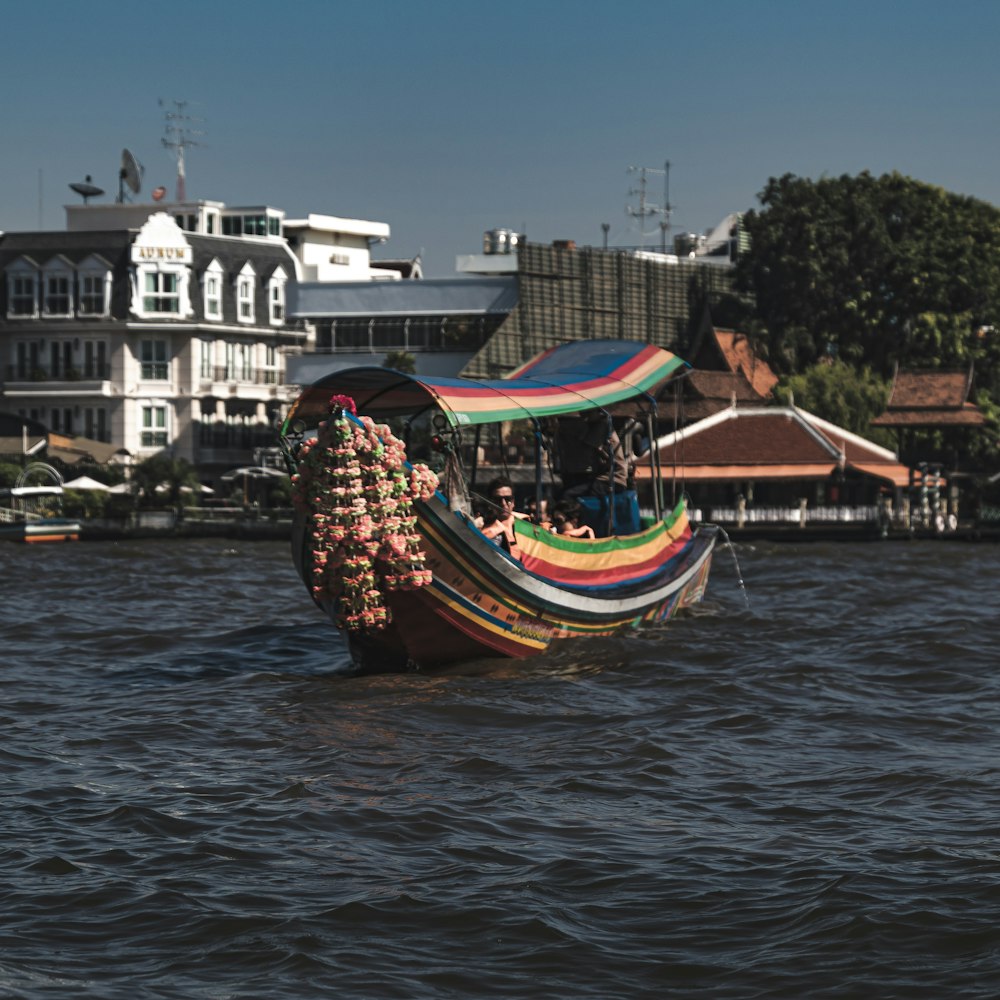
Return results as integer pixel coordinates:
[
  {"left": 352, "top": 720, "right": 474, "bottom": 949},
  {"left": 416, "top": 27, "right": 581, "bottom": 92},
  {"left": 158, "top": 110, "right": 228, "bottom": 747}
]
[
  {"left": 219, "top": 466, "right": 288, "bottom": 482},
  {"left": 62, "top": 475, "right": 110, "bottom": 491},
  {"left": 8, "top": 485, "right": 64, "bottom": 496},
  {"left": 636, "top": 463, "right": 837, "bottom": 481},
  {"left": 283, "top": 340, "right": 687, "bottom": 430}
]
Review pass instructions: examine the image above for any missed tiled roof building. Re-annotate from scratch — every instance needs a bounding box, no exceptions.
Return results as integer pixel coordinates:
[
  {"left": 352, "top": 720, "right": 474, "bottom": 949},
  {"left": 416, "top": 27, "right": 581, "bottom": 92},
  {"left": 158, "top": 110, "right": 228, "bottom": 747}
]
[
  {"left": 640, "top": 405, "right": 912, "bottom": 489},
  {"left": 871, "top": 368, "right": 985, "bottom": 428},
  {"left": 677, "top": 326, "right": 779, "bottom": 423}
]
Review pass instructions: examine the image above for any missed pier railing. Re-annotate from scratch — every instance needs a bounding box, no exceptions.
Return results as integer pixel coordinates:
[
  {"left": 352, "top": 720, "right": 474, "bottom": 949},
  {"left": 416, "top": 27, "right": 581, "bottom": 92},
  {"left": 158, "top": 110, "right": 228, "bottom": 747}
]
[{"left": 704, "top": 504, "right": 880, "bottom": 525}]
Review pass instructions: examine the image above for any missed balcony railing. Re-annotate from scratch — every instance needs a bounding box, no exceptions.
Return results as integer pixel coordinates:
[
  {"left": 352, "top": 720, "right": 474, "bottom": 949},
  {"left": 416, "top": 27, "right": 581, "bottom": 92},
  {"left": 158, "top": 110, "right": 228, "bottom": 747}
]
[
  {"left": 6, "top": 364, "right": 112, "bottom": 382},
  {"left": 195, "top": 424, "right": 278, "bottom": 449},
  {"left": 204, "top": 366, "right": 285, "bottom": 385}
]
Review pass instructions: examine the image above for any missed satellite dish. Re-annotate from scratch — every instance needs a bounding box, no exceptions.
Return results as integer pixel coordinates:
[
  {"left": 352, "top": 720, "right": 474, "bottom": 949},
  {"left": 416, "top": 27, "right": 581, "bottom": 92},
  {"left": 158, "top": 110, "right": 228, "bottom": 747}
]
[
  {"left": 69, "top": 176, "right": 105, "bottom": 204},
  {"left": 118, "top": 148, "right": 144, "bottom": 202}
]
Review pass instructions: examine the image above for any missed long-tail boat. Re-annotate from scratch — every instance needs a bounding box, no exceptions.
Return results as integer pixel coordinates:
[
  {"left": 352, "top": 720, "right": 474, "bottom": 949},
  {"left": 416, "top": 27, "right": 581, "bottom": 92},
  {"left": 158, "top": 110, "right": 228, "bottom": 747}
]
[{"left": 279, "top": 339, "right": 717, "bottom": 672}]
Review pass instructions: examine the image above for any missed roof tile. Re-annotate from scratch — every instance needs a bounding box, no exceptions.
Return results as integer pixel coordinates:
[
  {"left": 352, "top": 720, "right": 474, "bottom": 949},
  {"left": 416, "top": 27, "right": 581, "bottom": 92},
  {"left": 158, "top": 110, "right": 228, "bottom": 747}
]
[
  {"left": 713, "top": 329, "right": 779, "bottom": 397},
  {"left": 886, "top": 370, "right": 971, "bottom": 409}
]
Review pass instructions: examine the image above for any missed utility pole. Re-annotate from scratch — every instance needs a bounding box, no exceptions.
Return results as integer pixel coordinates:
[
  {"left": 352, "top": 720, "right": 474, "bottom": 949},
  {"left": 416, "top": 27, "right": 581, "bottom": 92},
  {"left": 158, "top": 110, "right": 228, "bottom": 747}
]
[
  {"left": 160, "top": 99, "right": 204, "bottom": 203},
  {"left": 626, "top": 161, "right": 672, "bottom": 250}
]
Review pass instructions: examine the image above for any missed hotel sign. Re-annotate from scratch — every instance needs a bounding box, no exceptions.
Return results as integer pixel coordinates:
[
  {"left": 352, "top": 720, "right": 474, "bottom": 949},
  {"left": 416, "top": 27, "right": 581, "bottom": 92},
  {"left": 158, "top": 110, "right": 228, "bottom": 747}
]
[{"left": 131, "top": 245, "right": 191, "bottom": 263}]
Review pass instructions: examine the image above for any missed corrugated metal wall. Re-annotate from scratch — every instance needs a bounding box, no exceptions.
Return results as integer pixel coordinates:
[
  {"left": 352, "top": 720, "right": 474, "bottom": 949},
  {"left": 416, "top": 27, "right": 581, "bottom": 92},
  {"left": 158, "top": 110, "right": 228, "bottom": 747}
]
[{"left": 461, "top": 242, "right": 734, "bottom": 377}]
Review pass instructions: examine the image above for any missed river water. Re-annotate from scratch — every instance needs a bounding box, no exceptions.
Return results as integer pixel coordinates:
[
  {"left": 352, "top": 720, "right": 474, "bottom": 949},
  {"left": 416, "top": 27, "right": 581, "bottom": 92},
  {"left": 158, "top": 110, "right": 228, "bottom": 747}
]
[{"left": 3, "top": 537, "right": 1000, "bottom": 998}]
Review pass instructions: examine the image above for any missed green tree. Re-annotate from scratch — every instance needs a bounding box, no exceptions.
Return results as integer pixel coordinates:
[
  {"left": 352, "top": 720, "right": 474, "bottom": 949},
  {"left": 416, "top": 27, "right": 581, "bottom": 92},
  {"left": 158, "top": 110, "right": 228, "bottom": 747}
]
[
  {"left": 737, "top": 172, "right": 1000, "bottom": 376},
  {"left": 61, "top": 488, "right": 109, "bottom": 520},
  {"left": 778, "top": 360, "right": 894, "bottom": 446},
  {"left": 0, "top": 461, "right": 23, "bottom": 489},
  {"left": 383, "top": 350, "right": 416, "bottom": 374},
  {"left": 265, "top": 475, "right": 292, "bottom": 508},
  {"left": 132, "top": 454, "right": 201, "bottom": 508}
]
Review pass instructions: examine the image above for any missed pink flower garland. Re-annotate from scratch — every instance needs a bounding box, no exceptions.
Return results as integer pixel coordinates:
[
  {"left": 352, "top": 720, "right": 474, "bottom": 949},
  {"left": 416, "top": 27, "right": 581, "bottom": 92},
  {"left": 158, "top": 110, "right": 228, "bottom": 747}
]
[{"left": 291, "top": 398, "right": 438, "bottom": 633}]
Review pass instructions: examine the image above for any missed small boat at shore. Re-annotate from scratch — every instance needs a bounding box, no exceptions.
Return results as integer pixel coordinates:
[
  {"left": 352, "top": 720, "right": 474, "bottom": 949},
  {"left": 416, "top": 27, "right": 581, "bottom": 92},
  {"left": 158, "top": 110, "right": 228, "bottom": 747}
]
[
  {"left": 0, "top": 465, "right": 80, "bottom": 544},
  {"left": 279, "top": 339, "right": 718, "bottom": 672},
  {"left": 0, "top": 513, "right": 81, "bottom": 543}
]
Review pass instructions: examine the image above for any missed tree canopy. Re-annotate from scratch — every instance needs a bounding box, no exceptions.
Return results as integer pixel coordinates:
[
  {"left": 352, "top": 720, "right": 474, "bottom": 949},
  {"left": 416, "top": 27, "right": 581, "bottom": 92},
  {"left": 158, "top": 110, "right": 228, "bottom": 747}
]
[
  {"left": 132, "top": 454, "right": 202, "bottom": 508},
  {"left": 777, "top": 360, "right": 894, "bottom": 448},
  {"left": 736, "top": 172, "right": 1000, "bottom": 381}
]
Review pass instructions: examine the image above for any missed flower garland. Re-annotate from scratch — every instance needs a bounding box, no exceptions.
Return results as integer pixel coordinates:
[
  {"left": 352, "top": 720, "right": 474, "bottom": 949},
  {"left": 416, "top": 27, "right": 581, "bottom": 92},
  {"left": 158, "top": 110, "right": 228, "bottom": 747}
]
[{"left": 291, "top": 396, "right": 438, "bottom": 633}]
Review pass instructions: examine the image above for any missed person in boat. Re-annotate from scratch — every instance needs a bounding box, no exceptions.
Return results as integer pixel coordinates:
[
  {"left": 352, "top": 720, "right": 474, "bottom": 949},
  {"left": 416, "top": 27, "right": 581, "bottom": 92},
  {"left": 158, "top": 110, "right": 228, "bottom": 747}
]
[
  {"left": 479, "top": 476, "right": 523, "bottom": 560},
  {"left": 551, "top": 500, "right": 596, "bottom": 539},
  {"left": 517, "top": 493, "right": 553, "bottom": 531},
  {"left": 556, "top": 411, "right": 630, "bottom": 499}
]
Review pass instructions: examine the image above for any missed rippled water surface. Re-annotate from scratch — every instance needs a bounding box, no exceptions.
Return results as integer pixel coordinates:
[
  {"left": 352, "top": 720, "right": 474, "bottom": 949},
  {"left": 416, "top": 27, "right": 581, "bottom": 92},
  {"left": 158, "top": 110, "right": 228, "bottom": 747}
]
[{"left": 3, "top": 537, "right": 1000, "bottom": 998}]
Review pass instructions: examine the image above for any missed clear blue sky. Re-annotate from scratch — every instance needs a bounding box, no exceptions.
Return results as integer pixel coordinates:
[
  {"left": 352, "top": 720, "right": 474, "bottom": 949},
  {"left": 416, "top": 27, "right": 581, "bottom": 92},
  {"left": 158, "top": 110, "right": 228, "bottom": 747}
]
[{"left": 3, "top": 0, "right": 999, "bottom": 276}]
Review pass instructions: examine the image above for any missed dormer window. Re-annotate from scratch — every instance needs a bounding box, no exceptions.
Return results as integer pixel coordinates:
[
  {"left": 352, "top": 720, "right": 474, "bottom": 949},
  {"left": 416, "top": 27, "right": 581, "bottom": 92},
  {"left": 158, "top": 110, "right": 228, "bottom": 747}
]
[
  {"left": 40, "top": 256, "right": 75, "bottom": 317},
  {"left": 9, "top": 276, "right": 38, "bottom": 317},
  {"left": 204, "top": 259, "right": 223, "bottom": 320},
  {"left": 76, "top": 255, "right": 112, "bottom": 317},
  {"left": 45, "top": 277, "right": 71, "bottom": 315},
  {"left": 129, "top": 214, "right": 194, "bottom": 320},
  {"left": 144, "top": 272, "right": 180, "bottom": 313},
  {"left": 236, "top": 262, "right": 256, "bottom": 323},
  {"left": 6, "top": 258, "right": 40, "bottom": 318},
  {"left": 268, "top": 267, "right": 287, "bottom": 324},
  {"left": 80, "top": 276, "right": 107, "bottom": 315}
]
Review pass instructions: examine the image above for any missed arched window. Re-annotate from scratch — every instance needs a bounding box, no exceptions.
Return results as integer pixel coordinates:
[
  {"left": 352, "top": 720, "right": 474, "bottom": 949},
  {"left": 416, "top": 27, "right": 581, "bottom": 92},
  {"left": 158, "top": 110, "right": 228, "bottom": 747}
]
[
  {"left": 204, "top": 259, "right": 224, "bottom": 320},
  {"left": 77, "top": 255, "right": 112, "bottom": 317},
  {"left": 236, "top": 262, "right": 256, "bottom": 323},
  {"left": 268, "top": 266, "right": 287, "bottom": 325}
]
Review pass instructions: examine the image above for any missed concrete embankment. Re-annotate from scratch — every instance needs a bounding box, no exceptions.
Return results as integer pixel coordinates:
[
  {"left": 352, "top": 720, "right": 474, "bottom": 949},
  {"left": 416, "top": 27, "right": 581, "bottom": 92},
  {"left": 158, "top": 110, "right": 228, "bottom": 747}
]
[{"left": 79, "top": 511, "right": 293, "bottom": 541}]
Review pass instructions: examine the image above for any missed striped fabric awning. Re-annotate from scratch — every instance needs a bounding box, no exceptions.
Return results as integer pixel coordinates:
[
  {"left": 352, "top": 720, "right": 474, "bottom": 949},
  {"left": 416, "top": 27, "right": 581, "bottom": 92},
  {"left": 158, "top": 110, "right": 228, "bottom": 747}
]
[{"left": 283, "top": 340, "right": 687, "bottom": 430}]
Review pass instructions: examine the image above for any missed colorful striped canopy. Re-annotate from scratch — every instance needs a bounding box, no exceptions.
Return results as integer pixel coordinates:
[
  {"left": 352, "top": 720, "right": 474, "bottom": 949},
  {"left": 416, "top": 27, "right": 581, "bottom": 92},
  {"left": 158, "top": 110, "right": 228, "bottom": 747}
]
[{"left": 284, "top": 340, "right": 688, "bottom": 430}]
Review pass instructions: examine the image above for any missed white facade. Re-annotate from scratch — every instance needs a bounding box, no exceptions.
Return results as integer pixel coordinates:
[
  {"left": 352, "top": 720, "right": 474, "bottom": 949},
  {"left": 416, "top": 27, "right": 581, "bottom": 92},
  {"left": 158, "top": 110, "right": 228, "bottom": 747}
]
[
  {"left": 283, "top": 214, "right": 393, "bottom": 282},
  {"left": 0, "top": 212, "right": 292, "bottom": 469},
  {"left": 1, "top": 198, "right": 400, "bottom": 472}
]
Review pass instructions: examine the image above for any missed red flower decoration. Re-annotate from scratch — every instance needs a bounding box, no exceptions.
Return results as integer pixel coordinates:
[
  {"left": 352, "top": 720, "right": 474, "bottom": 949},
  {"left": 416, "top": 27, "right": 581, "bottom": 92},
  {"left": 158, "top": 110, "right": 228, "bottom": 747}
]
[
  {"left": 293, "top": 406, "right": 438, "bottom": 634},
  {"left": 327, "top": 394, "right": 357, "bottom": 415}
]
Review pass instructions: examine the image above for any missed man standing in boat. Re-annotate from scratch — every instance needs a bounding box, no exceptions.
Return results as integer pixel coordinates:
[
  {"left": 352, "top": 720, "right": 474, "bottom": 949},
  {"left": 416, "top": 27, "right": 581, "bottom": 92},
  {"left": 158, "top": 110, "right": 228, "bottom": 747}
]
[{"left": 557, "top": 411, "right": 630, "bottom": 498}]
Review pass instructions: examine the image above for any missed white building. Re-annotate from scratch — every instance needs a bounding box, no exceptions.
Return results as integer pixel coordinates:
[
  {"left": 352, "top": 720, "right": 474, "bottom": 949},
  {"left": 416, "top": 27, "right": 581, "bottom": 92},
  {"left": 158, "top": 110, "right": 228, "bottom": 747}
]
[
  {"left": 283, "top": 214, "right": 394, "bottom": 282},
  {"left": 0, "top": 198, "right": 395, "bottom": 475}
]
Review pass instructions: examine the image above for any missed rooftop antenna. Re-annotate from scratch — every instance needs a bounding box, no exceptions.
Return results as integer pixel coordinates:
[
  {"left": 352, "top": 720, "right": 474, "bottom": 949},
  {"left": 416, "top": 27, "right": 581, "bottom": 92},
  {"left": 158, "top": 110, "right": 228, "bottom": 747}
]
[
  {"left": 160, "top": 98, "right": 204, "bottom": 203},
  {"left": 68, "top": 175, "right": 105, "bottom": 204},
  {"left": 117, "top": 148, "right": 143, "bottom": 203},
  {"left": 626, "top": 160, "right": 672, "bottom": 250}
]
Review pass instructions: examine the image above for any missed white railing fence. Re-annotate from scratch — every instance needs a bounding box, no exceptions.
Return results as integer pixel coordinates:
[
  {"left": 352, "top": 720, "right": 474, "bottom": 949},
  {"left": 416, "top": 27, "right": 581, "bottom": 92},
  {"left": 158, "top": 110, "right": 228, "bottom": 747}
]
[{"left": 705, "top": 504, "right": 880, "bottom": 525}]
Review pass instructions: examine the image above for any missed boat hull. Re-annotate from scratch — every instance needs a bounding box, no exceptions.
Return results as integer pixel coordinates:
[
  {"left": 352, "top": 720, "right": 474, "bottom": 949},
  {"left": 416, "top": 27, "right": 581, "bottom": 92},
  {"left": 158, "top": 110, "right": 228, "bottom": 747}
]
[
  {"left": 0, "top": 518, "right": 81, "bottom": 544},
  {"left": 294, "top": 497, "right": 717, "bottom": 672}
]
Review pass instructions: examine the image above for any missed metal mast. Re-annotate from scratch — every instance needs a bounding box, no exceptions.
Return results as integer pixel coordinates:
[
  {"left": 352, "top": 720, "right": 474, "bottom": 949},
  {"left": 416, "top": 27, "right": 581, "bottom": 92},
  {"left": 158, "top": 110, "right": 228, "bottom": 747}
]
[
  {"left": 160, "top": 99, "right": 203, "bottom": 203},
  {"left": 626, "top": 161, "right": 672, "bottom": 250}
]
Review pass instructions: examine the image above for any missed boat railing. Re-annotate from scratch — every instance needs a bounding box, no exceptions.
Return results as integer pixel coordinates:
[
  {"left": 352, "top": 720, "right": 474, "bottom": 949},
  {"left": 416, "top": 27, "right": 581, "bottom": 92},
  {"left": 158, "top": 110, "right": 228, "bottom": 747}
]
[{"left": 0, "top": 506, "right": 42, "bottom": 524}]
